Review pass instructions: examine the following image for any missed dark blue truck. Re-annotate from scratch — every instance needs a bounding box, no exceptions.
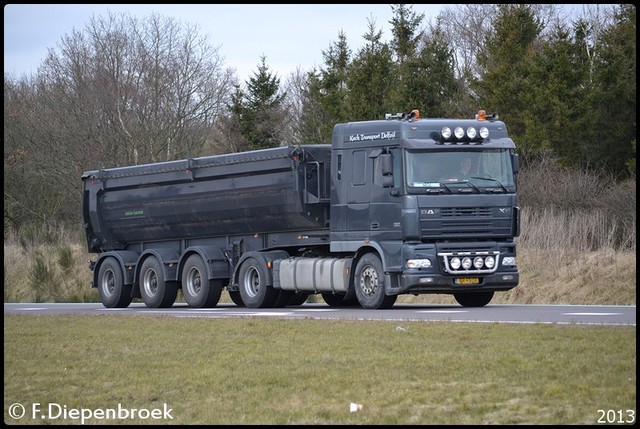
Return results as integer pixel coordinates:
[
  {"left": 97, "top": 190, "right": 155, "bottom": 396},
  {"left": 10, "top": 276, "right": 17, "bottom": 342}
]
[{"left": 82, "top": 109, "right": 520, "bottom": 309}]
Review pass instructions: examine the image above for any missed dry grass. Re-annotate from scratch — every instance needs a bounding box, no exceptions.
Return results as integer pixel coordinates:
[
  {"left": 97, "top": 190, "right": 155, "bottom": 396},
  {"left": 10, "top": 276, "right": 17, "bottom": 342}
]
[{"left": 4, "top": 239, "right": 635, "bottom": 306}]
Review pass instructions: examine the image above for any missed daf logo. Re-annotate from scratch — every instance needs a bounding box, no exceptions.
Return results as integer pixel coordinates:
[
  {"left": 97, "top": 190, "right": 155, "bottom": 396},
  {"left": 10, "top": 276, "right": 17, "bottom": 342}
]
[
  {"left": 420, "top": 209, "right": 439, "bottom": 215},
  {"left": 499, "top": 208, "right": 509, "bottom": 213}
]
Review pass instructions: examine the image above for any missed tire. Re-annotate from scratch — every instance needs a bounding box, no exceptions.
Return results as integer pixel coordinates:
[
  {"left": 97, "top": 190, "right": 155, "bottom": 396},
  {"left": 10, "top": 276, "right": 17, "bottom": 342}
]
[
  {"left": 97, "top": 257, "right": 132, "bottom": 308},
  {"left": 181, "top": 254, "right": 222, "bottom": 308},
  {"left": 139, "top": 256, "right": 178, "bottom": 308},
  {"left": 454, "top": 291, "right": 494, "bottom": 307},
  {"left": 238, "top": 257, "right": 278, "bottom": 308},
  {"left": 321, "top": 293, "right": 359, "bottom": 307},
  {"left": 354, "top": 253, "right": 397, "bottom": 309},
  {"left": 229, "top": 290, "right": 245, "bottom": 307}
]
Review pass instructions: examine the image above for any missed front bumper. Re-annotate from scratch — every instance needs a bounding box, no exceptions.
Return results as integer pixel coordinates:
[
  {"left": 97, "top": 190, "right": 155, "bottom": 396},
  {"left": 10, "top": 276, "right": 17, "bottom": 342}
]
[
  {"left": 387, "top": 241, "right": 519, "bottom": 294},
  {"left": 398, "top": 271, "right": 519, "bottom": 294}
]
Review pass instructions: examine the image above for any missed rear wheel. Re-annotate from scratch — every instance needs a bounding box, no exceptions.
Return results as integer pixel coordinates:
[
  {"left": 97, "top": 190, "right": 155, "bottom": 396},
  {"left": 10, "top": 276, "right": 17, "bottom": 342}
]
[
  {"left": 238, "top": 257, "right": 278, "bottom": 308},
  {"left": 454, "top": 291, "right": 494, "bottom": 307},
  {"left": 354, "top": 253, "right": 397, "bottom": 309},
  {"left": 181, "top": 254, "right": 222, "bottom": 308},
  {"left": 97, "top": 257, "right": 132, "bottom": 308},
  {"left": 139, "top": 256, "right": 178, "bottom": 308}
]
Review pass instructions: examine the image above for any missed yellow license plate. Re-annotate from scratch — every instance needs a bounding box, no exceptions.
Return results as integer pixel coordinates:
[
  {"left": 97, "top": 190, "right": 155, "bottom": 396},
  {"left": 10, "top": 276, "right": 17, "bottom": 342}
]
[{"left": 454, "top": 277, "right": 480, "bottom": 285}]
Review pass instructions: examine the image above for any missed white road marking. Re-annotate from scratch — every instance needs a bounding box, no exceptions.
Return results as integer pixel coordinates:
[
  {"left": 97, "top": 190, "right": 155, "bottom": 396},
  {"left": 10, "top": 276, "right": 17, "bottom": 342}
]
[{"left": 563, "top": 312, "right": 622, "bottom": 316}]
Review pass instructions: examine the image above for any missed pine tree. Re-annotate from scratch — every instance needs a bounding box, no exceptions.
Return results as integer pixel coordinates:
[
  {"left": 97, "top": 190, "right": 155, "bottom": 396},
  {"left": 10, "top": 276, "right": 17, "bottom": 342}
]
[
  {"left": 240, "top": 56, "right": 287, "bottom": 150},
  {"left": 346, "top": 18, "right": 394, "bottom": 120}
]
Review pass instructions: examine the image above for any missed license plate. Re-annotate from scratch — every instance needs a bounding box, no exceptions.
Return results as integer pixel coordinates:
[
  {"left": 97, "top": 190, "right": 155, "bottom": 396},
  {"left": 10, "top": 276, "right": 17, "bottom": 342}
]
[{"left": 454, "top": 277, "right": 480, "bottom": 285}]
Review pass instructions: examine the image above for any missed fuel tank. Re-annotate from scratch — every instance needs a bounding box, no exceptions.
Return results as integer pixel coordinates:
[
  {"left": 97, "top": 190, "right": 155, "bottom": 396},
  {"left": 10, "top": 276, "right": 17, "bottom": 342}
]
[{"left": 82, "top": 145, "right": 331, "bottom": 252}]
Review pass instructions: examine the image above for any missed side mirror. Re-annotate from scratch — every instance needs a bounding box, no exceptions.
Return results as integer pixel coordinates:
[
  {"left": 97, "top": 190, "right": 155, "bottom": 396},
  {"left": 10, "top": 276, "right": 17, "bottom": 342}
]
[
  {"left": 380, "top": 154, "right": 394, "bottom": 188},
  {"left": 511, "top": 153, "right": 519, "bottom": 174},
  {"left": 381, "top": 154, "right": 393, "bottom": 176}
]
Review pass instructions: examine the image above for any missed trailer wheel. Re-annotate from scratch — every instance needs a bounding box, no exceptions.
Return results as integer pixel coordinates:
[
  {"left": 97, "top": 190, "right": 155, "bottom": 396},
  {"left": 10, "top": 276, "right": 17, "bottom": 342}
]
[
  {"left": 139, "top": 256, "right": 178, "bottom": 308},
  {"left": 238, "top": 257, "right": 278, "bottom": 308},
  {"left": 181, "top": 254, "right": 222, "bottom": 308},
  {"left": 97, "top": 257, "right": 132, "bottom": 308},
  {"left": 354, "top": 253, "right": 397, "bottom": 309},
  {"left": 454, "top": 291, "right": 494, "bottom": 307}
]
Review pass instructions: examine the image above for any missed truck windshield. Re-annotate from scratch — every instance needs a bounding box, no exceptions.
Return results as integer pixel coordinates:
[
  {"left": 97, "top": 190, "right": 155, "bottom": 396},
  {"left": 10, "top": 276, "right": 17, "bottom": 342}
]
[{"left": 405, "top": 149, "right": 515, "bottom": 191}]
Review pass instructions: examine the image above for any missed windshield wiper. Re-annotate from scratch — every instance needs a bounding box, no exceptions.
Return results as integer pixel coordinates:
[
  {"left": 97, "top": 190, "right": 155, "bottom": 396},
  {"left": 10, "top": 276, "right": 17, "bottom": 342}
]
[
  {"left": 470, "top": 176, "right": 508, "bottom": 192},
  {"left": 438, "top": 180, "right": 480, "bottom": 193}
]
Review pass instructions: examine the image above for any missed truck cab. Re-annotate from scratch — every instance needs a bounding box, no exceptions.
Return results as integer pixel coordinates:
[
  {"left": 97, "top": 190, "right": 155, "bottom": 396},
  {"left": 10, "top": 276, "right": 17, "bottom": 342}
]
[{"left": 329, "top": 110, "right": 520, "bottom": 307}]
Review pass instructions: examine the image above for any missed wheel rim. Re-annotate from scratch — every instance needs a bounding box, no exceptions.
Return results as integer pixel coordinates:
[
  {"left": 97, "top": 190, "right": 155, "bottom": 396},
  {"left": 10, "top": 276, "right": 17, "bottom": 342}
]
[
  {"left": 185, "top": 266, "right": 202, "bottom": 296},
  {"left": 143, "top": 268, "right": 158, "bottom": 296},
  {"left": 101, "top": 269, "right": 115, "bottom": 297},
  {"left": 360, "top": 266, "right": 379, "bottom": 297},
  {"left": 243, "top": 266, "right": 260, "bottom": 298}
]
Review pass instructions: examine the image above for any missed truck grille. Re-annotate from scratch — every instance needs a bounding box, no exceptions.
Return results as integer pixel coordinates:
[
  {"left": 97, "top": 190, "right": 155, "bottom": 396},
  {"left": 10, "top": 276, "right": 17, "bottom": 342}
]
[{"left": 420, "top": 206, "right": 512, "bottom": 239}]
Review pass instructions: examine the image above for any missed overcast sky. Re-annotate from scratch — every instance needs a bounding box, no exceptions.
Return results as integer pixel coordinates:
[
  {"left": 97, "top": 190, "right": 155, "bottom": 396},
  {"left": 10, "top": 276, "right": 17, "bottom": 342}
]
[{"left": 4, "top": 4, "right": 450, "bottom": 83}]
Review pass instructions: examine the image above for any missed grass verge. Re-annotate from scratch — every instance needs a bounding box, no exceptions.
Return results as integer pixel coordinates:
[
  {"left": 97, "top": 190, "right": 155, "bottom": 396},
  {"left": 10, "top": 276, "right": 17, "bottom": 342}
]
[{"left": 4, "top": 314, "right": 636, "bottom": 425}]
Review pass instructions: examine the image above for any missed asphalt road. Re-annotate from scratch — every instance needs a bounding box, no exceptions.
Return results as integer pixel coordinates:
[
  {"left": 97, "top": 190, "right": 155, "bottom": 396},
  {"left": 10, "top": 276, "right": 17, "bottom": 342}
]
[{"left": 4, "top": 302, "right": 636, "bottom": 326}]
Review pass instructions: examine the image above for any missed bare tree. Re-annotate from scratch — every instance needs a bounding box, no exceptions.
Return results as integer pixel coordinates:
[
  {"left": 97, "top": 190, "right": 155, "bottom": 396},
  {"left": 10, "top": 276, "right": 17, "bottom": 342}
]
[
  {"left": 38, "top": 11, "right": 235, "bottom": 168},
  {"left": 4, "top": 11, "right": 237, "bottom": 231}
]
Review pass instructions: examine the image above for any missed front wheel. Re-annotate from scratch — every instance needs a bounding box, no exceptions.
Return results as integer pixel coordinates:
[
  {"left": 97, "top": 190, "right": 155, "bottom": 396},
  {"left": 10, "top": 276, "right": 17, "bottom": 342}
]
[
  {"left": 353, "top": 253, "right": 397, "bottom": 309},
  {"left": 181, "top": 254, "right": 222, "bottom": 308},
  {"left": 139, "top": 256, "right": 178, "bottom": 308},
  {"left": 454, "top": 291, "right": 494, "bottom": 307}
]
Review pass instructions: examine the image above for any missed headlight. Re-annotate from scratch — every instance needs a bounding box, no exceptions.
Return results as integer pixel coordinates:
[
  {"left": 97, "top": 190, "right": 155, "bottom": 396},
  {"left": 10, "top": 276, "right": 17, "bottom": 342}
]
[
  {"left": 406, "top": 259, "right": 431, "bottom": 268},
  {"left": 461, "top": 257, "right": 472, "bottom": 270},
  {"left": 473, "top": 256, "right": 484, "bottom": 269},
  {"left": 479, "top": 127, "right": 489, "bottom": 139},
  {"left": 441, "top": 127, "right": 451, "bottom": 139},
  {"left": 502, "top": 256, "right": 516, "bottom": 266},
  {"left": 485, "top": 256, "right": 495, "bottom": 269},
  {"left": 450, "top": 257, "right": 461, "bottom": 270},
  {"left": 454, "top": 127, "right": 465, "bottom": 139}
]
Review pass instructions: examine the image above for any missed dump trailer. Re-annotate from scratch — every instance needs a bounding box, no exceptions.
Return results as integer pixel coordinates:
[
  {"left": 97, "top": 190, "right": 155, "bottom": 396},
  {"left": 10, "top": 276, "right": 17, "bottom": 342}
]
[{"left": 82, "top": 109, "right": 520, "bottom": 309}]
